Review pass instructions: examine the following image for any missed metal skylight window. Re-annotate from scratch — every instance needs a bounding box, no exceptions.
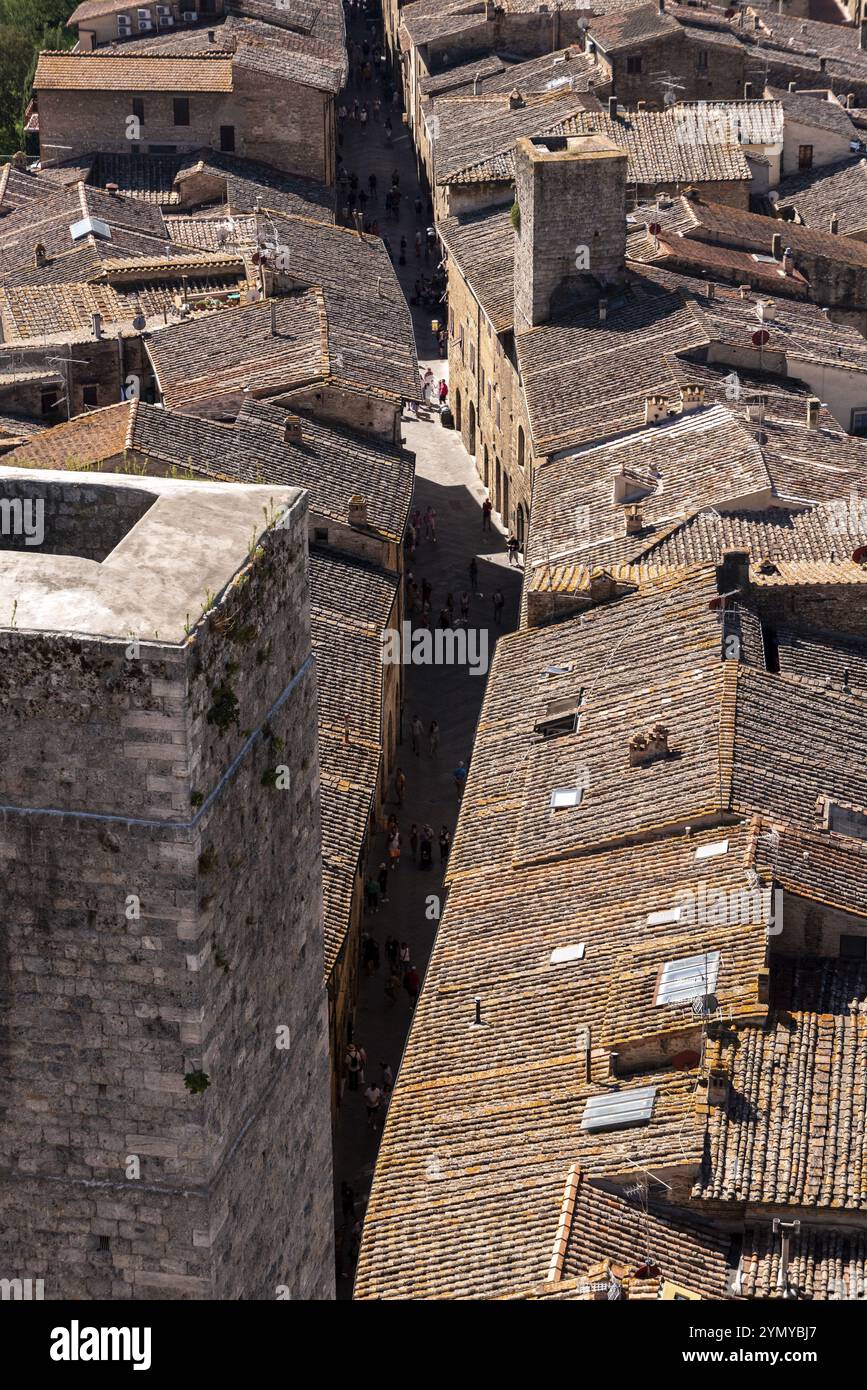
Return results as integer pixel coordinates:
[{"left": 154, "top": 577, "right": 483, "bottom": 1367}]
[
  {"left": 549, "top": 943, "right": 586, "bottom": 965},
  {"left": 695, "top": 839, "right": 729, "bottom": 861},
  {"left": 535, "top": 690, "right": 584, "bottom": 738},
  {"left": 646, "top": 906, "right": 682, "bottom": 926},
  {"left": 581, "top": 1085, "right": 657, "bottom": 1133},
  {"left": 70, "top": 217, "right": 112, "bottom": 243},
  {"left": 655, "top": 951, "right": 721, "bottom": 1006},
  {"left": 550, "top": 787, "right": 583, "bottom": 809}
]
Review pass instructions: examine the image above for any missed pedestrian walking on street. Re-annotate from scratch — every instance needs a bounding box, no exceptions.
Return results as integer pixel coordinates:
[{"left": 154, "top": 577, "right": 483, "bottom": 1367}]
[
  {"left": 410, "top": 822, "right": 419, "bottom": 859},
  {"left": 507, "top": 534, "right": 520, "bottom": 565},
  {"left": 368, "top": 171, "right": 377, "bottom": 200},
  {"left": 453, "top": 760, "right": 468, "bottom": 797},
  {"left": 439, "top": 825, "right": 451, "bottom": 864},
  {"left": 482, "top": 497, "right": 493, "bottom": 531},
  {"left": 469, "top": 556, "right": 479, "bottom": 590},
  {"left": 395, "top": 766, "right": 406, "bottom": 804},
  {"left": 493, "top": 588, "right": 504, "bottom": 624},
  {"left": 384, "top": 968, "right": 401, "bottom": 1007},
  {"left": 428, "top": 720, "right": 439, "bottom": 757},
  {"left": 399, "top": 236, "right": 407, "bottom": 266},
  {"left": 380, "top": 1062, "right": 394, "bottom": 1096},
  {"left": 345, "top": 1041, "right": 366, "bottom": 1090},
  {"left": 364, "top": 1083, "right": 382, "bottom": 1129},
  {"left": 460, "top": 590, "right": 470, "bottom": 621},
  {"left": 386, "top": 935, "right": 399, "bottom": 971},
  {"left": 388, "top": 829, "right": 401, "bottom": 869},
  {"left": 411, "top": 713, "right": 424, "bottom": 754},
  {"left": 364, "top": 876, "right": 379, "bottom": 913},
  {"left": 438, "top": 606, "right": 451, "bottom": 630},
  {"left": 399, "top": 941, "right": 410, "bottom": 969},
  {"left": 425, "top": 506, "right": 437, "bottom": 541},
  {"left": 363, "top": 933, "right": 380, "bottom": 974},
  {"left": 385, "top": 116, "right": 393, "bottom": 143},
  {"left": 403, "top": 967, "right": 420, "bottom": 1010},
  {"left": 377, "top": 862, "right": 389, "bottom": 902},
  {"left": 438, "top": 379, "right": 448, "bottom": 405}
]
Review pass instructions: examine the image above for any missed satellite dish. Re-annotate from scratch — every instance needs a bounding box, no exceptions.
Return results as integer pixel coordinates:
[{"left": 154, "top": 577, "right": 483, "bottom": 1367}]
[
  {"left": 692, "top": 993, "right": 719, "bottom": 1016},
  {"left": 664, "top": 89, "right": 676, "bottom": 105},
  {"left": 648, "top": 221, "right": 662, "bottom": 236},
  {"left": 752, "top": 329, "right": 770, "bottom": 347}
]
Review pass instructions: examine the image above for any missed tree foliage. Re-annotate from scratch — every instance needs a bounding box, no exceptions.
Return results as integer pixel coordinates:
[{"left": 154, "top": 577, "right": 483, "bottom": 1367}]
[{"left": 0, "top": 1, "right": 78, "bottom": 158}]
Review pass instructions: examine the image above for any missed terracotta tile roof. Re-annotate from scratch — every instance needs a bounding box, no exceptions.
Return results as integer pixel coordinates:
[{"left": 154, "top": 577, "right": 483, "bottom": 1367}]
[
  {"left": 738, "top": 1222, "right": 867, "bottom": 1300},
  {"left": 33, "top": 52, "right": 235, "bottom": 92},
  {"left": 431, "top": 91, "right": 592, "bottom": 185},
  {"left": 673, "top": 99, "right": 785, "bottom": 148},
  {"left": 775, "top": 627, "right": 867, "bottom": 703},
  {"left": 515, "top": 274, "right": 706, "bottom": 456},
  {"left": 2, "top": 401, "right": 135, "bottom": 471},
  {"left": 473, "top": 46, "right": 601, "bottom": 98},
  {"left": 309, "top": 547, "right": 397, "bottom": 978},
  {"left": 774, "top": 157, "right": 867, "bottom": 238},
  {"left": 0, "top": 163, "right": 66, "bottom": 217},
  {"left": 440, "top": 205, "right": 514, "bottom": 333},
  {"left": 550, "top": 108, "right": 753, "bottom": 187},
  {"left": 68, "top": 0, "right": 140, "bottom": 20},
  {"left": 589, "top": 3, "right": 681, "bottom": 51},
  {"left": 355, "top": 552, "right": 867, "bottom": 1294},
  {"left": 675, "top": 191, "right": 867, "bottom": 269},
  {"left": 419, "top": 53, "right": 506, "bottom": 97},
  {"left": 144, "top": 289, "right": 329, "bottom": 413},
  {"left": 769, "top": 85, "right": 858, "bottom": 139},
  {"left": 233, "top": 400, "right": 414, "bottom": 541},
  {"left": 695, "top": 958, "right": 867, "bottom": 1210}
]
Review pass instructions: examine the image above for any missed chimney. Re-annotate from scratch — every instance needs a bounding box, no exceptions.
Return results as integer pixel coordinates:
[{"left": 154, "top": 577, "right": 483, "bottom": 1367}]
[
  {"left": 608, "top": 95, "right": 618, "bottom": 119},
  {"left": 848, "top": 92, "right": 855, "bottom": 109},
  {"left": 806, "top": 396, "right": 820, "bottom": 429},
  {"left": 105, "top": 182, "right": 119, "bottom": 195},
  {"left": 348, "top": 494, "right": 368, "bottom": 526},
  {"left": 598, "top": 296, "right": 608, "bottom": 323},
  {"left": 860, "top": 18, "right": 867, "bottom": 48},
  {"left": 658, "top": 0, "right": 664, "bottom": 10},
  {"left": 739, "top": 284, "right": 750, "bottom": 299},
  {"left": 782, "top": 245, "right": 794, "bottom": 275},
  {"left": 79, "top": 29, "right": 95, "bottom": 51},
  {"left": 208, "top": 28, "right": 216, "bottom": 42},
  {"left": 717, "top": 548, "right": 750, "bottom": 595},
  {"left": 637, "top": 99, "right": 646, "bottom": 111},
  {"left": 706, "top": 1066, "right": 730, "bottom": 1107},
  {"left": 485, "top": 0, "right": 495, "bottom": 17},
  {"left": 628, "top": 724, "right": 670, "bottom": 768},
  {"left": 771, "top": 230, "right": 782, "bottom": 259},
  {"left": 773, "top": 1219, "right": 801, "bottom": 1298},
  {"left": 508, "top": 88, "right": 524, "bottom": 109},
  {"left": 33, "top": 241, "right": 47, "bottom": 268},
  {"left": 829, "top": 212, "right": 839, "bottom": 234},
  {"left": 91, "top": 312, "right": 103, "bottom": 339},
  {"left": 624, "top": 504, "right": 644, "bottom": 535},
  {"left": 270, "top": 300, "right": 278, "bottom": 334},
  {"left": 680, "top": 384, "right": 705, "bottom": 414},
  {"left": 820, "top": 56, "right": 827, "bottom": 72},
  {"left": 512, "top": 134, "right": 627, "bottom": 331},
  {"left": 644, "top": 393, "right": 667, "bottom": 425},
  {"left": 788, "top": 81, "right": 797, "bottom": 92},
  {"left": 744, "top": 81, "right": 753, "bottom": 99},
  {"left": 283, "top": 414, "right": 302, "bottom": 444}
]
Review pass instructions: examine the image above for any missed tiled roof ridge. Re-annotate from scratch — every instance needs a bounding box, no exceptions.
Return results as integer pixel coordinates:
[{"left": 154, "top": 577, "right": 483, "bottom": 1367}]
[
  {"left": 718, "top": 657, "right": 739, "bottom": 815},
  {"left": 124, "top": 396, "right": 138, "bottom": 453},
  {"left": 547, "top": 1163, "right": 580, "bottom": 1283},
  {"left": 38, "top": 47, "right": 234, "bottom": 60}
]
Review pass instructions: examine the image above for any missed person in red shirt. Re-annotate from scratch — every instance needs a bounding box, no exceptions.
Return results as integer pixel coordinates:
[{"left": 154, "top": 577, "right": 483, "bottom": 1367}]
[{"left": 403, "top": 966, "right": 420, "bottom": 1009}]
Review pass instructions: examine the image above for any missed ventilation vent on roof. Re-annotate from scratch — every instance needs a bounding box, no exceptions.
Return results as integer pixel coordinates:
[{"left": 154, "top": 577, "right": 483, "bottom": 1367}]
[
  {"left": 655, "top": 950, "right": 720, "bottom": 1006},
  {"left": 550, "top": 942, "right": 586, "bottom": 965},
  {"left": 70, "top": 216, "right": 112, "bottom": 243},
  {"left": 581, "top": 1085, "right": 657, "bottom": 1133},
  {"left": 545, "top": 663, "right": 573, "bottom": 677}
]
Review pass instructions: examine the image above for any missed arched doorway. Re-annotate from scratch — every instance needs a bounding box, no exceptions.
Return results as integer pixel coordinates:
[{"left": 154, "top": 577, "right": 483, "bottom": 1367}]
[
  {"left": 516, "top": 503, "right": 526, "bottom": 548},
  {"left": 502, "top": 471, "right": 510, "bottom": 530},
  {"left": 454, "top": 389, "right": 462, "bottom": 433},
  {"left": 483, "top": 443, "right": 489, "bottom": 488},
  {"left": 495, "top": 458, "right": 502, "bottom": 513},
  {"left": 468, "top": 400, "right": 476, "bottom": 455}
]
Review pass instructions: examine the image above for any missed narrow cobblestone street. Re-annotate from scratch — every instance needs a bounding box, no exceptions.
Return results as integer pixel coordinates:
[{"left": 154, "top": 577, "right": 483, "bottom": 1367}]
[{"left": 331, "top": 5, "right": 522, "bottom": 1294}]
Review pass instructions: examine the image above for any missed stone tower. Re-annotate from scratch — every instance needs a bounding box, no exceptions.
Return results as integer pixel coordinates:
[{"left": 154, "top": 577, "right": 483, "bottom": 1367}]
[
  {"left": 0, "top": 469, "right": 334, "bottom": 1300},
  {"left": 512, "top": 132, "right": 628, "bottom": 332}
]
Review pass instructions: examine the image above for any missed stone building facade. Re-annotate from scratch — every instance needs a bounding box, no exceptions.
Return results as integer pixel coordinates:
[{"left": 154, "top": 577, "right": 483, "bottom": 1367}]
[{"left": 0, "top": 469, "right": 334, "bottom": 1299}]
